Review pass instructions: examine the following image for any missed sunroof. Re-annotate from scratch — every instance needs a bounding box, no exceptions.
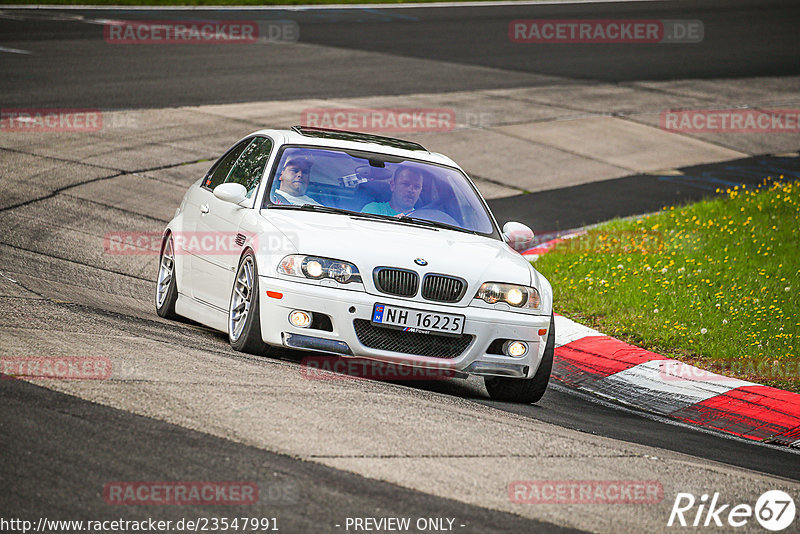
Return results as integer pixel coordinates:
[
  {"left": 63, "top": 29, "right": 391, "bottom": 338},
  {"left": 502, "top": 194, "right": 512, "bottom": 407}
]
[{"left": 291, "top": 125, "right": 427, "bottom": 152}]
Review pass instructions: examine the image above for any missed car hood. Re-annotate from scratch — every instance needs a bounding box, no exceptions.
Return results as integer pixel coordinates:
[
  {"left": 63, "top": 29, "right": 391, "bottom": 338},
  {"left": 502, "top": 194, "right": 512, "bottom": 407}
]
[{"left": 261, "top": 210, "right": 536, "bottom": 304}]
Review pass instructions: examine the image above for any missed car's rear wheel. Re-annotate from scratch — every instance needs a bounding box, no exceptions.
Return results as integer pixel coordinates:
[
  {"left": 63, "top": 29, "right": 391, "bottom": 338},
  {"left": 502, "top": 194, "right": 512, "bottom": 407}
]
[
  {"left": 484, "top": 314, "right": 555, "bottom": 404},
  {"left": 229, "top": 251, "right": 274, "bottom": 356},
  {"left": 155, "top": 234, "right": 179, "bottom": 319}
]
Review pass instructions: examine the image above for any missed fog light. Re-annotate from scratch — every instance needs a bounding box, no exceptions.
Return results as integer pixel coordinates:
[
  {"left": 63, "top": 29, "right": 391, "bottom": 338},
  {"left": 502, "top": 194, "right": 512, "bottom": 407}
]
[
  {"left": 289, "top": 310, "right": 312, "bottom": 328},
  {"left": 503, "top": 341, "right": 528, "bottom": 357}
]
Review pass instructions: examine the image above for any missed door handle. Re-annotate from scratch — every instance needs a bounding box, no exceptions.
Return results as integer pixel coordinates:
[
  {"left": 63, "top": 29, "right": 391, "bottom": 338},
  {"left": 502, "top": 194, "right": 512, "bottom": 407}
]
[{"left": 200, "top": 204, "right": 209, "bottom": 214}]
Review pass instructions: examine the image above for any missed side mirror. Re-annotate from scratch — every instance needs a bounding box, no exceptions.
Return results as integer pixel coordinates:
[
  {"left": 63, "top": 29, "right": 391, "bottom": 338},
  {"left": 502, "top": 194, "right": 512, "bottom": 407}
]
[
  {"left": 213, "top": 183, "right": 247, "bottom": 205},
  {"left": 502, "top": 221, "right": 535, "bottom": 252}
]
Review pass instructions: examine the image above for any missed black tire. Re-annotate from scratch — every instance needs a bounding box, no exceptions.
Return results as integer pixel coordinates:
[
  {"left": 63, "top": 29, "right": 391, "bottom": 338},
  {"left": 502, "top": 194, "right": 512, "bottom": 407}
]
[
  {"left": 155, "top": 233, "right": 179, "bottom": 320},
  {"left": 484, "top": 314, "right": 555, "bottom": 404},
  {"left": 229, "top": 251, "right": 274, "bottom": 356}
]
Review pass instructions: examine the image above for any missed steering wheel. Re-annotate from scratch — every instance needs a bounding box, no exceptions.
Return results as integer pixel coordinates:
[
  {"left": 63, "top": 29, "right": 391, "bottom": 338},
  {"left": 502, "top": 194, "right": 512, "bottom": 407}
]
[{"left": 409, "top": 208, "right": 460, "bottom": 227}]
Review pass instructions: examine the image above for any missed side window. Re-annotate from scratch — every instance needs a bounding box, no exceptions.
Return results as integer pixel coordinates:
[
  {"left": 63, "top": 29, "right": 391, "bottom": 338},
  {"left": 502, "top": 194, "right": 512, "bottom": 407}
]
[
  {"left": 225, "top": 137, "right": 273, "bottom": 198},
  {"left": 202, "top": 139, "right": 252, "bottom": 190}
]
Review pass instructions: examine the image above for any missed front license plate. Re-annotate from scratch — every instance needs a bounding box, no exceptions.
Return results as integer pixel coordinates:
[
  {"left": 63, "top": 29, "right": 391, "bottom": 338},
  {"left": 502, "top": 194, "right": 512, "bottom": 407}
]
[{"left": 372, "top": 303, "right": 465, "bottom": 336}]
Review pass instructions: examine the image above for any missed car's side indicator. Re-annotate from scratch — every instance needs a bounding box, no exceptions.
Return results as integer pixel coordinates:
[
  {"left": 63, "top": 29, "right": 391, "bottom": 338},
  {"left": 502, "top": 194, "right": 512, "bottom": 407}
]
[{"left": 266, "top": 290, "right": 283, "bottom": 299}]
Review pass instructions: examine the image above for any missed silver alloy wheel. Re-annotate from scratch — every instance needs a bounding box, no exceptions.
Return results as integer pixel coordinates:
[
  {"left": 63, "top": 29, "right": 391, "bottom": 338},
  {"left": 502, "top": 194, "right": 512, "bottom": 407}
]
[
  {"left": 156, "top": 237, "right": 175, "bottom": 308},
  {"left": 230, "top": 255, "right": 254, "bottom": 342}
]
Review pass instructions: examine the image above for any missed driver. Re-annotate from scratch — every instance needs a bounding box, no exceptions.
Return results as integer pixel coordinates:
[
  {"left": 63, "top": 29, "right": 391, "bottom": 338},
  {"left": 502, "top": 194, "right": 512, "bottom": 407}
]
[
  {"left": 273, "top": 156, "right": 321, "bottom": 206},
  {"left": 361, "top": 166, "right": 423, "bottom": 216}
]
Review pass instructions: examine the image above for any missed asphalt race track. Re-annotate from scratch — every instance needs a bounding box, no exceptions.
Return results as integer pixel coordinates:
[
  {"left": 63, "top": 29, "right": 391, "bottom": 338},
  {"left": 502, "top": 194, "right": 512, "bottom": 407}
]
[
  {"left": 1, "top": 0, "right": 799, "bottom": 108},
  {"left": 2, "top": 1, "right": 800, "bottom": 533}
]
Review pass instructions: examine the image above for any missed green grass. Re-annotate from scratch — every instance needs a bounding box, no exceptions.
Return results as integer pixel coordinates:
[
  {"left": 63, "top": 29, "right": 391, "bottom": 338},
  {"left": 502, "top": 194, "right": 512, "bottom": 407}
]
[{"left": 535, "top": 179, "right": 800, "bottom": 393}]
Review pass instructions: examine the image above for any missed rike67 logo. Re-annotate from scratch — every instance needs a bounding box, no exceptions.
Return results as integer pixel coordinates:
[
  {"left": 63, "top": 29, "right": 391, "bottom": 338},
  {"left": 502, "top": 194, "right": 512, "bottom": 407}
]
[{"left": 668, "top": 490, "right": 796, "bottom": 531}]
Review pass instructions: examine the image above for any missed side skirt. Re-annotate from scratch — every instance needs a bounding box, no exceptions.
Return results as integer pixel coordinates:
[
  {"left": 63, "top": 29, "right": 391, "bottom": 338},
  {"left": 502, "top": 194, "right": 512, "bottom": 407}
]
[{"left": 175, "top": 292, "right": 228, "bottom": 333}]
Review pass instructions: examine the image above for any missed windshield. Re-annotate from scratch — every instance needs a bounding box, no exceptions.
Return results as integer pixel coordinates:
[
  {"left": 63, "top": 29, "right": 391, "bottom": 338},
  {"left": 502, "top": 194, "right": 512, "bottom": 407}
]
[{"left": 262, "top": 145, "right": 498, "bottom": 236}]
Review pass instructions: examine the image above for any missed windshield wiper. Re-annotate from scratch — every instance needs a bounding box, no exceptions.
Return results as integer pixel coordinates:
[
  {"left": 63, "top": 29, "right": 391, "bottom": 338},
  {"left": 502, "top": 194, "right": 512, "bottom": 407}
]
[
  {"left": 351, "top": 211, "right": 477, "bottom": 235},
  {"left": 400, "top": 215, "right": 480, "bottom": 235},
  {"left": 299, "top": 204, "right": 358, "bottom": 216},
  {"left": 269, "top": 203, "right": 479, "bottom": 235},
  {"left": 270, "top": 203, "right": 401, "bottom": 223},
  {"left": 269, "top": 203, "right": 357, "bottom": 216}
]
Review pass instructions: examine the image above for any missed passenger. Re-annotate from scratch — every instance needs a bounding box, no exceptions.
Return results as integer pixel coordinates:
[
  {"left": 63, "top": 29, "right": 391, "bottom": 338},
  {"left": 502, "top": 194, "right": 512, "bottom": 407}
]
[
  {"left": 273, "top": 156, "right": 321, "bottom": 205},
  {"left": 361, "top": 166, "right": 423, "bottom": 216}
]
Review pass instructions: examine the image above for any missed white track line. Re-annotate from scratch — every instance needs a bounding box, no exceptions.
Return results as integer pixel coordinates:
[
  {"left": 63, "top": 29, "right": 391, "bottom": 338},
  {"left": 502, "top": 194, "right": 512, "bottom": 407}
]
[{"left": 0, "top": 46, "right": 32, "bottom": 54}]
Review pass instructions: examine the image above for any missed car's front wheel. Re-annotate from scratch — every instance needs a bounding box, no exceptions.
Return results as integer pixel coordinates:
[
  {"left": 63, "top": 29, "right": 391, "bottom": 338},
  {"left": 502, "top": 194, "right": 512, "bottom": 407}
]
[
  {"left": 155, "top": 233, "right": 179, "bottom": 319},
  {"left": 229, "top": 251, "right": 274, "bottom": 356},
  {"left": 484, "top": 314, "right": 555, "bottom": 404}
]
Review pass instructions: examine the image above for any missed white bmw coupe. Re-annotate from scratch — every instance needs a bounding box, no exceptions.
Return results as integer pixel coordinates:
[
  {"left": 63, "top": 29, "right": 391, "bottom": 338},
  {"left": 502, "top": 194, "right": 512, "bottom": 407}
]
[{"left": 156, "top": 126, "right": 554, "bottom": 403}]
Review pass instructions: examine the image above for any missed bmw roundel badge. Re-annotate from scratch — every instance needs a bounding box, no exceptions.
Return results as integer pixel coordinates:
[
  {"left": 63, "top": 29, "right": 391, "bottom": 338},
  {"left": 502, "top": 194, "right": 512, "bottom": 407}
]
[{"left": 414, "top": 258, "right": 428, "bottom": 266}]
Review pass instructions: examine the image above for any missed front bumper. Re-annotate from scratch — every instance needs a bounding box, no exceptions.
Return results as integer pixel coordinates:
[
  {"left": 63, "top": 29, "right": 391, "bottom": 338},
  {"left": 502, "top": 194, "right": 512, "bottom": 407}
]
[{"left": 258, "top": 276, "right": 551, "bottom": 379}]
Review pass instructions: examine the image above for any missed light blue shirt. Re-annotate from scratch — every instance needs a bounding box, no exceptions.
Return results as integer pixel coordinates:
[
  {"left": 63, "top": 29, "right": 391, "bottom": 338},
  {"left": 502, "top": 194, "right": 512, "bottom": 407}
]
[{"left": 362, "top": 202, "right": 403, "bottom": 216}]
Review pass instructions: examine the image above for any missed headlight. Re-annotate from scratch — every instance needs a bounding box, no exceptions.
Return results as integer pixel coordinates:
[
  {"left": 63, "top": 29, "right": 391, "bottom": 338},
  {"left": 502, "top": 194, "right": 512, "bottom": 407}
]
[
  {"left": 278, "top": 255, "right": 362, "bottom": 284},
  {"left": 475, "top": 282, "right": 541, "bottom": 310}
]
